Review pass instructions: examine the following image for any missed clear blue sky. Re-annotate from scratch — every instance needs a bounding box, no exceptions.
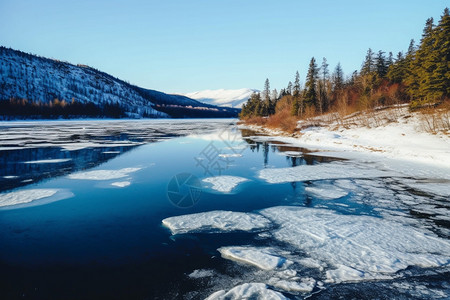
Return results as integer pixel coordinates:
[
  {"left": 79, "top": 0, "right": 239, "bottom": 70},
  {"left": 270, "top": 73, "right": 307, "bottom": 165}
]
[{"left": 0, "top": 0, "right": 448, "bottom": 94}]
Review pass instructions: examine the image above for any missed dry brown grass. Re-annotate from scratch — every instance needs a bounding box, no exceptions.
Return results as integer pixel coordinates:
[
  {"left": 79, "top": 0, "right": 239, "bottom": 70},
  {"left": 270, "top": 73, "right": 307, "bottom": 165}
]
[
  {"left": 418, "top": 100, "right": 450, "bottom": 134},
  {"left": 265, "top": 109, "right": 298, "bottom": 133}
]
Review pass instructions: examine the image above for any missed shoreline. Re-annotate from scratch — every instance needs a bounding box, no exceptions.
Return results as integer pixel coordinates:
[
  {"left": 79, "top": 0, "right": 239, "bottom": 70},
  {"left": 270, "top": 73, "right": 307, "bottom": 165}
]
[{"left": 239, "top": 107, "right": 450, "bottom": 171}]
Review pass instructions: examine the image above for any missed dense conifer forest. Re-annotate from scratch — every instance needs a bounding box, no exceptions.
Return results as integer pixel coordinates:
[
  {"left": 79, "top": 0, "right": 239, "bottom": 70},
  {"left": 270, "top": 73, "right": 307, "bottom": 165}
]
[{"left": 240, "top": 8, "right": 450, "bottom": 130}]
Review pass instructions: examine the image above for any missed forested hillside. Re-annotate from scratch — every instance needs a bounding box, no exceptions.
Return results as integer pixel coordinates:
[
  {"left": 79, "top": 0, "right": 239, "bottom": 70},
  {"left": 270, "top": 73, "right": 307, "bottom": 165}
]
[
  {"left": 0, "top": 47, "right": 240, "bottom": 119},
  {"left": 240, "top": 8, "right": 449, "bottom": 127}
]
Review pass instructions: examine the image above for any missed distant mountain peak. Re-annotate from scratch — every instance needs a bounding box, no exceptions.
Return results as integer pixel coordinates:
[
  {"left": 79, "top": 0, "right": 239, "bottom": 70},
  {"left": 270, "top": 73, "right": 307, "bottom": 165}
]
[{"left": 184, "top": 88, "right": 259, "bottom": 108}]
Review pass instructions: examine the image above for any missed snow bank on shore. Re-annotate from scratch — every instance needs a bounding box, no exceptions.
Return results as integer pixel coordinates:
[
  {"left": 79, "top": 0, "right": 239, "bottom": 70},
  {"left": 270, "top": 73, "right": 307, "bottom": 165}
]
[{"left": 243, "top": 107, "right": 450, "bottom": 168}]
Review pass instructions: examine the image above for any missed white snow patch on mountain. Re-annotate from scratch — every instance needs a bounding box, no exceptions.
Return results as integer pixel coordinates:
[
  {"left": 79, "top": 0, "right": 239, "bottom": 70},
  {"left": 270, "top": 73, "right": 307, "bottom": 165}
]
[{"left": 184, "top": 88, "right": 258, "bottom": 108}]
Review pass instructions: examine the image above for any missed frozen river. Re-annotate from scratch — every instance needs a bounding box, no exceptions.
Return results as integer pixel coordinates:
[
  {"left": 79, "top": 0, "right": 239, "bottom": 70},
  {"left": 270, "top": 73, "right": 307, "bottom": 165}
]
[{"left": 0, "top": 119, "right": 449, "bottom": 299}]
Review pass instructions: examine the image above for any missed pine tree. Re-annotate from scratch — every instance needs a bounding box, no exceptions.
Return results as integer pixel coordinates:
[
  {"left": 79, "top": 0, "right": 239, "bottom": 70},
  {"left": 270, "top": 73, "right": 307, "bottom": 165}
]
[
  {"left": 376, "top": 50, "right": 388, "bottom": 78},
  {"left": 361, "top": 48, "right": 375, "bottom": 76},
  {"left": 304, "top": 57, "right": 319, "bottom": 110},
  {"left": 262, "top": 78, "right": 273, "bottom": 115},
  {"left": 333, "top": 62, "right": 344, "bottom": 92},
  {"left": 291, "top": 71, "right": 302, "bottom": 116},
  {"left": 286, "top": 81, "right": 293, "bottom": 95},
  {"left": 434, "top": 8, "right": 450, "bottom": 99},
  {"left": 319, "top": 57, "right": 330, "bottom": 113}
]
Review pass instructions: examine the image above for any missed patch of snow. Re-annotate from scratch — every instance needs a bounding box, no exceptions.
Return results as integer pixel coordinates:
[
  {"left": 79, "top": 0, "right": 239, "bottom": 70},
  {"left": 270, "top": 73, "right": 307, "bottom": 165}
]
[
  {"left": 219, "top": 246, "right": 293, "bottom": 270},
  {"left": 260, "top": 206, "right": 450, "bottom": 283},
  {"left": 68, "top": 167, "right": 141, "bottom": 180},
  {"left": 202, "top": 176, "right": 249, "bottom": 193},
  {"left": 162, "top": 210, "right": 271, "bottom": 235},
  {"left": 205, "top": 283, "right": 289, "bottom": 300},
  {"left": 110, "top": 181, "right": 131, "bottom": 188}
]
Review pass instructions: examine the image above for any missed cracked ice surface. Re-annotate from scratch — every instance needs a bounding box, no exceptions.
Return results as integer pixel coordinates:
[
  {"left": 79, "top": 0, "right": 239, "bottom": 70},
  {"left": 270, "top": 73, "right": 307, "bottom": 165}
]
[
  {"left": 260, "top": 206, "right": 450, "bottom": 283},
  {"left": 218, "top": 246, "right": 293, "bottom": 270},
  {"left": 202, "top": 176, "right": 249, "bottom": 193},
  {"left": 258, "top": 162, "right": 399, "bottom": 184},
  {"left": 162, "top": 210, "right": 271, "bottom": 235},
  {"left": 305, "top": 183, "right": 349, "bottom": 200},
  {"left": 205, "top": 283, "right": 289, "bottom": 300}
]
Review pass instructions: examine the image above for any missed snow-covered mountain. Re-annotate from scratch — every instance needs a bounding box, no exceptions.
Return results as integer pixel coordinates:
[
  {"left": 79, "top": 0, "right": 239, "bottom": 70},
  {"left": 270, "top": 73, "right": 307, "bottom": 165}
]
[
  {"left": 184, "top": 88, "right": 259, "bottom": 108},
  {"left": 0, "top": 47, "right": 239, "bottom": 119}
]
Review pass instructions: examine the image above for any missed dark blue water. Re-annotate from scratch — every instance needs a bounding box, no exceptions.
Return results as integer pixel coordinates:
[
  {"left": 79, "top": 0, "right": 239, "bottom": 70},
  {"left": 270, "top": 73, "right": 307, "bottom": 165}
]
[{"left": 0, "top": 121, "right": 448, "bottom": 299}]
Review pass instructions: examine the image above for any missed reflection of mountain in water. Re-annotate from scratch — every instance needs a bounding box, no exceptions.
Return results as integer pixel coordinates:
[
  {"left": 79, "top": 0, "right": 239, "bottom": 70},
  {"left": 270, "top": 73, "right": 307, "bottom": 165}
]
[{"left": 0, "top": 145, "right": 136, "bottom": 192}]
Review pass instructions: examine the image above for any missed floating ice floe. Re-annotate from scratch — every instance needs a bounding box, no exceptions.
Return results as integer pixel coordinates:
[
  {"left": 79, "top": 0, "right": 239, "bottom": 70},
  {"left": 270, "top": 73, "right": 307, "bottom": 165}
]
[
  {"left": 305, "top": 183, "right": 349, "bottom": 200},
  {"left": 205, "top": 283, "right": 289, "bottom": 300},
  {"left": 23, "top": 158, "right": 72, "bottom": 164},
  {"left": 258, "top": 162, "right": 399, "bottom": 184},
  {"left": 188, "top": 269, "right": 215, "bottom": 279},
  {"left": 268, "top": 277, "right": 316, "bottom": 293},
  {"left": 218, "top": 153, "right": 243, "bottom": 158},
  {"left": 279, "top": 151, "right": 303, "bottom": 157},
  {"left": 202, "top": 176, "right": 249, "bottom": 193},
  {"left": 0, "top": 189, "right": 73, "bottom": 208},
  {"left": 68, "top": 167, "right": 141, "bottom": 180},
  {"left": 162, "top": 210, "right": 271, "bottom": 235},
  {"left": 110, "top": 181, "right": 131, "bottom": 188},
  {"left": 260, "top": 206, "right": 450, "bottom": 283},
  {"left": 219, "top": 246, "right": 293, "bottom": 270}
]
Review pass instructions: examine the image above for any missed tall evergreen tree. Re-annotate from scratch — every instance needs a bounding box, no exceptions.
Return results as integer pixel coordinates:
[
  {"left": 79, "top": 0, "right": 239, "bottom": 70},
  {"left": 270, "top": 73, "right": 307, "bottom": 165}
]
[
  {"left": 292, "top": 71, "right": 302, "bottom": 116},
  {"left": 286, "top": 81, "right": 293, "bottom": 95},
  {"left": 361, "top": 48, "right": 375, "bottom": 75},
  {"left": 332, "top": 62, "right": 344, "bottom": 92},
  {"left": 304, "top": 57, "right": 319, "bottom": 110},
  {"left": 376, "top": 50, "right": 388, "bottom": 78},
  {"left": 319, "top": 57, "right": 330, "bottom": 113}
]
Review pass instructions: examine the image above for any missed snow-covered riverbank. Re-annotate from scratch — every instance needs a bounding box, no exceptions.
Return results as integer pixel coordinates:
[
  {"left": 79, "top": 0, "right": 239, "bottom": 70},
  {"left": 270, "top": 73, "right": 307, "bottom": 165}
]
[{"left": 242, "top": 107, "right": 450, "bottom": 169}]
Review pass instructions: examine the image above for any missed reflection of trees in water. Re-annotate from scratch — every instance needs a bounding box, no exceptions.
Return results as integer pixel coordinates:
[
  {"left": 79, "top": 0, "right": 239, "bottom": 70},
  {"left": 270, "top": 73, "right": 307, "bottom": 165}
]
[{"left": 0, "top": 145, "right": 137, "bottom": 192}]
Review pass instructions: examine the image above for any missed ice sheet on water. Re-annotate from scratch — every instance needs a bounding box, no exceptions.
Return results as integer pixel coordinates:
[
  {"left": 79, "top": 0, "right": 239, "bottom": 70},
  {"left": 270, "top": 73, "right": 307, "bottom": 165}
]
[
  {"left": 218, "top": 153, "right": 242, "bottom": 158},
  {"left": 305, "top": 183, "right": 349, "bottom": 200},
  {"left": 68, "top": 167, "right": 141, "bottom": 180},
  {"left": 205, "top": 283, "right": 289, "bottom": 300},
  {"left": 202, "top": 176, "right": 249, "bottom": 193},
  {"left": 23, "top": 158, "right": 72, "bottom": 164},
  {"left": 0, "top": 189, "right": 73, "bottom": 208},
  {"left": 218, "top": 246, "right": 293, "bottom": 270},
  {"left": 258, "top": 162, "right": 399, "bottom": 184},
  {"left": 162, "top": 211, "right": 271, "bottom": 235},
  {"left": 268, "top": 277, "right": 316, "bottom": 293},
  {"left": 402, "top": 179, "right": 450, "bottom": 197},
  {"left": 110, "top": 181, "right": 131, "bottom": 188},
  {"left": 260, "top": 206, "right": 450, "bottom": 283},
  {"left": 188, "top": 269, "right": 215, "bottom": 279}
]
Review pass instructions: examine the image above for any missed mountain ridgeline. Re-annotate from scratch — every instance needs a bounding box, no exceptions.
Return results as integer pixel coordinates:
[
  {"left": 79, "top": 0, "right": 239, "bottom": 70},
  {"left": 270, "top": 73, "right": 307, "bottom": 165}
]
[{"left": 0, "top": 47, "right": 240, "bottom": 119}]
